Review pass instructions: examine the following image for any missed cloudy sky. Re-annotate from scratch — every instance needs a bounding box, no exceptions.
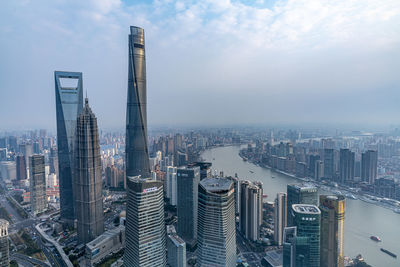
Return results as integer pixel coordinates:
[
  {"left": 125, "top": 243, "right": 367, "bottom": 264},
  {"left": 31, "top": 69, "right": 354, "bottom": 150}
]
[{"left": 0, "top": 0, "right": 399, "bottom": 130}]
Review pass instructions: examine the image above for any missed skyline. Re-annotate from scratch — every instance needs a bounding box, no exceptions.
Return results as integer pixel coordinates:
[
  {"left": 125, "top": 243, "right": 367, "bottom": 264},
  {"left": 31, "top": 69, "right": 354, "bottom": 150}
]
[{"left": 1, "top": 0, "right": 400, "bottom": 130}]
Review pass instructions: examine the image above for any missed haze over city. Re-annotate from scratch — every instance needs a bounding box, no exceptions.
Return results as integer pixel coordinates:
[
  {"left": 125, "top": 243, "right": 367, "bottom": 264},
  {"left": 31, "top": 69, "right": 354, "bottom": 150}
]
[{"left": 1, "top": 0, "right": 400, "bottom": 130}]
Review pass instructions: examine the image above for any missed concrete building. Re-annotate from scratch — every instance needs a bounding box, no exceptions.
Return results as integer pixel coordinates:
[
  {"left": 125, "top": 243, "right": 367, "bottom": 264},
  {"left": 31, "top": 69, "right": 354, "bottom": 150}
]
[
  {"left": 167, "top": 234, "right": 186, "bottom": 267},
  {"left": 30, "top": 155, "right": 47, "bottom": 215},
  {"left": 166, "top": 166, "right": 177, "bottom": 206},
  {"left": 0, "top": 219, "right": 9, "bottom": 267},
  {"left": 274, "top": 192, "right": 287, "bottom": 246},
  {"left": 55, "top": 71, "right": 83, "bottom": 224},
  {"left": 287, "top": 184, "right": 318, "bottom": 226},
  {"left": 319, "top": 195, "right": 345, "bottom": 267},
  {"left": 361, "top": 150, "right": 378, "bottom": 185},
  {"left": 177, "top": 166, "right": 200, "bottom": 247},
  {"left": 16, "top": 155, "right": 26, "bottom": 180},
  {"left": 198, "top": 178, "right": 236, "bottom": 267},
  {"left": 323, "top": 149, "right": 334, "bottom": 180},
  {"left": 339, "top": 149, "right": 355, "bottom": 184},
  {"left": 85, "top": 225, "right": 125, "bottom": 267},
  {"left": 240, "top": 180, "right": 263, "bottom": 241},
  {"left": 75, "top": 98, "right": 104, "bottom": 244}
]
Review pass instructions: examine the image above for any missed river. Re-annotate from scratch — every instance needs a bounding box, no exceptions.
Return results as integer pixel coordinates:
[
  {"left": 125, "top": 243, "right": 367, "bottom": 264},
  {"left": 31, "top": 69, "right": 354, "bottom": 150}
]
[{"left": 201, "top": 145, "right": 400, "bottom": 267}]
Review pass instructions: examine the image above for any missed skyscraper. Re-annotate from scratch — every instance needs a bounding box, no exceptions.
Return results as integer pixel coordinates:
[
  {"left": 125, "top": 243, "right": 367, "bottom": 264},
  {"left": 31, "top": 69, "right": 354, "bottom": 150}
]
[
  {"left": 361, "top": 150, "right": 378, "bottom": 185},
  {"left": 124, "top": 26, "right": 166, "bottom": 267},
  {"left": 166, "top": 166, "right": 178, "bottom": 206},
  {"left": 283, "top": 227, "right": 310, "bottom": 267},
  {"left": 339, "top": 149, "right": 355, "bottom": 184},
  {"left": 287, "top": 184, "right": 318, "bottom": 226},
  {"left": 0, "top": 219, "right": 9, "bottom": 267},
  {"left": 197, "top": 178, "right": 236, "bottom": 267},
  {"left": 29, "top": 155, "right": 47, "bottom": 215},
  {"left": 126, "top": 26, "right": 150, "bottom": 178},
  {"left": 49, "top": 147, "right": 59, "bottom": 176},
  {"left": 16, "top": 155, "right": 26, "bottom": 180},
  {"left": 177, "top": 166, "right": 200, "bottom": 247},
  {"left": 55, "top": 71, "right": 83, "bottom": 224},
  {"left": 291, "top": 204, "right": 321, "bottom": 267},
  {"left": 167, "top": 233, "right": 187, "bottom": 267},
  {"left": 274, "top": 192, "right": 287, "bottom": 246},
  {"left": 75, "top": 98, "right": 104, "bottom": 244},
  {"left": 125, "top": 177, "right": 166, "bottom": 267},
  {"left": 319, "top": 195, "right": 345, "bottom": 267},
  {"left": 323, "top": 149, "right": 334, "bottom": 180},
  {"left": 240, "top": 180, "right": 263, "bottom": 241}
]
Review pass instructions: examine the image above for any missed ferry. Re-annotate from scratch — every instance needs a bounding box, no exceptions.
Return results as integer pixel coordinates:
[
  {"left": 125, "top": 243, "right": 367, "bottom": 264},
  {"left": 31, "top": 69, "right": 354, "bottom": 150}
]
[
  {"left": 370, "top": 236, "right": 381, "bottom": 242},
  {"left": 380, "top": 248, "right": 397, "bottom": 258},
  {"left": 249, "top": 170, "right": 254, "bottom": 174}
]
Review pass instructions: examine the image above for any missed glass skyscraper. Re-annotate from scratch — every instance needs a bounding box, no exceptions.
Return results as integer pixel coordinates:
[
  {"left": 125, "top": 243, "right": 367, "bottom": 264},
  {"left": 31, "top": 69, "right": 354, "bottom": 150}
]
[
  {"left": 126, "top": 26, "right": 150, "bottom": 178},
  {"left": 75, "top": 98, "right": 104, "bottom": 244},
  {"left": 287, "top": 184, "right": 318, "bottom": 226},
  {"left": 29, "top": 154, "right": 47, "bottom": 215},
  {"left": 197, "top": 177, "right": 236, "bottom": 267},
  {"left": 55, "top": 71, "right": 83, "bottom": 224},
  {"left": 124, "top": 26, "right": 166, "bottom": 267}
]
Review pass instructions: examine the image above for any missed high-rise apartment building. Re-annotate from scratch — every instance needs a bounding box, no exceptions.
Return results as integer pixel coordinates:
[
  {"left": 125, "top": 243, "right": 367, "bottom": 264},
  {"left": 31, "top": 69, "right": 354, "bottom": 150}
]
[
  {"left": 125, "top": 26, "right": 151, "bottom": 179},
  {"left": 197, "top": 178, "right": 236, "bottom": 267},
  {"left": 125, "top": 177, "right": 166, "bottom": 267},
  {"left": 339, "top": 149, "right": 355, "bottom": 184},
  {"left": 16, "top": 155, "right": 26, "bottom": 180},
  {"left": 167, "top": 233, "right": 186, "bottom": 267},
  {"left": 177, "top": 166, "right": 200, "bottom": 247},
  {"left": 240, "top": 180, "right": 263, "bottom": 241},
  {"left": 274, "top": 192, "right": 287, "bottom": 246},
  {"left": 320, "top": 195, "right": 345, "bottom": 267},
  {"left": 75, "top": 98, "right": 104, "bottom": 244},
  {"left": 287, "top": 184, "right": 318, "bottom": 226},
  {"left": 55, "top": 71, "right": 83, "bottom": 224},
  {"left": 0, "top": 219, "right": 9, "bottom": 267},
  {"left": 323, "top": 149, "right": 334, "bottom": 180},
  {"left": 124, "top": 26, "right": 166, "bottom": 267},
  {"left": 291, "top": 204, "right": 321, "bottom": 267},
  {"left": 29, "top": 155, "right": 47, "bottom": 215},
  {"left": 361, "top": 150, "right": 378, "bottom": 185}
]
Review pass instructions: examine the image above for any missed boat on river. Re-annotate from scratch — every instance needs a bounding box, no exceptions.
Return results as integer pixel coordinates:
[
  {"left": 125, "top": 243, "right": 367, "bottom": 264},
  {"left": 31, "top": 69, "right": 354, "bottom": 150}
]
[
  {"left": 370, "top": 236, "right": 381, "bottom": 242},
  {"left": 380, "top": 248, "right": 397, "bottom": 258}
]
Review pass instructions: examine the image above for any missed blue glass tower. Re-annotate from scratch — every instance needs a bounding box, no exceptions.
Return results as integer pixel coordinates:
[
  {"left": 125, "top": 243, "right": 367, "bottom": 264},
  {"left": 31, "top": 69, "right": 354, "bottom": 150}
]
[
  {"left": 55, "top": 71, "right": 83, "bottom": 224},
  {"left": 126, "top": 26, "right": 151, "bottom": 178}
]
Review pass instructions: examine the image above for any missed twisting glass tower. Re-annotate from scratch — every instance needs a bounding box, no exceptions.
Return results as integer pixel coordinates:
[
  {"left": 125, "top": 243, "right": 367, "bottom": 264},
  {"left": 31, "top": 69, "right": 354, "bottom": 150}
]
[
  {"left": 75, "top": 98, "right": 104, "bottom": 244},
  {"left": 55, "top": 71, "right": 83, "bottom": 224},
  {"left": 125, "top": 26, "right": 166, "bottom": 267},
  {"left": 126, "top": 26, "right": 151, "bottom": 178}
]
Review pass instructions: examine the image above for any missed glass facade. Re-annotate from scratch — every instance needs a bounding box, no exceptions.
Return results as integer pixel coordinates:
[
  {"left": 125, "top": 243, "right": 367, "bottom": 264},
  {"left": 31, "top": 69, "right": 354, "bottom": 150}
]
[
  {"left": 55, "top": 71, "right": 83, "bottom": 223},
  {"left": 287, "top": 184, "right": 318, "bottom": 226}
]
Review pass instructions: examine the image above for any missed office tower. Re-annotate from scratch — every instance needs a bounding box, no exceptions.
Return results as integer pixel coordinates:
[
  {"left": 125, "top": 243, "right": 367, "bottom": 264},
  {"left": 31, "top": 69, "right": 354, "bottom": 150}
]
[
  {"left": 323, "top": 149, "right": 334, "bottom": 180},
  {"left": 227, "top": 175, "right": 241, "bottom": 215},
  {"left": 361, "top": 150, "right": 378, "bottom": 185},
  {"left": 283, "top": 227, "right": 310, "bottom": 267},
  {"left": 320, "top": 195, "right": 345, "bottom": 267},
  {"left": 339, "top": 149, "right": 355, "bottom": 184},
  {"left": 167, "top": 233, "right": 187, "bottom": 267},
  {"left": 198, "top": 178, "right": 236, "bottom": 267},
  {"left": 125, "top": 26, "right": 150, "bottom": 178},
  {"left": 75, "top": 98, "right": 104, "bottom": 244},
  {"left": 33, "top": 141, "right": 40, "bottom": 154},
  {"left": 314, "top": 160, "right": 324, "bottom": 181},
  {"left": 274, "top": 192, "right": 287, "bottom": 246},
  {"left": 166, "top": 166, "right": 178, "bottom": 206},
  {"left": 49, "top": 147, "right": 58, "bottom": 176},
  {"left": 291, "top": 204, "right": 321, "bottom": 267},
  {"left": 29, "top": 155, "right": 47, "bottom": 215},
  {"left": 287, "top": 184, "right": 318, "bottom": 226},
  {"left": 240, "top": 180, "right": 263, "bottom": 241},
  {"left": 55, "top": 71, "right": 83, "bottom": 224},
  {"left": 16, "top": 155, "right": 26, "bottom": 180},
  {"left": 177, "top": 166, "right": 200, "bottom": 247},
  {"left": 309, "top": 155, "right": 320, "bottom": 178},
  {"left": 0, "top": 219, "right": 9, "bottom": 267},
  {"left": 188, "top": 162, "right": 212, "bottom": 180},
  {"left": 125, "top": 177, "right": 166, "bottom": 267}
]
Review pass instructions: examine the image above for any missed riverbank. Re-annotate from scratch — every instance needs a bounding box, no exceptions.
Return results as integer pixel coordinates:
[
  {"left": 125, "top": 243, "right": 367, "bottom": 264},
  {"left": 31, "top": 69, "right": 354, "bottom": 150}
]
[{"left": 238, "top": 150, "right": 400, "bottom": 214}]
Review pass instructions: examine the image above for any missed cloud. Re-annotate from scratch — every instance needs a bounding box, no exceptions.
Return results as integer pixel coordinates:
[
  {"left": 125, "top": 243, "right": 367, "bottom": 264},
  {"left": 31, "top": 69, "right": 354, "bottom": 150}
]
[{"left": 0, "top": 0, "right": 399, "bottom": 130}]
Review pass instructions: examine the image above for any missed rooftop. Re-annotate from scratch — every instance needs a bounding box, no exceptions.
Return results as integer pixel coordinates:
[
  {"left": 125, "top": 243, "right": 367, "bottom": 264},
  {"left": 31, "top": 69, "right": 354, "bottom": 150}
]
[
  {"left": 292, "top": 204, "right": 320, "bottom": 214},
  {"left": 262, "top": 249, "right": 283, "bottom": 267},
  {"left": 168, "top": 234, "right": 186, "bottom": 247},
  {"left": 86, "top": 225, "right": 124, "bottom": 249},
  {"left": 200, "top": 177, "right": 233, "bottom": 193}
]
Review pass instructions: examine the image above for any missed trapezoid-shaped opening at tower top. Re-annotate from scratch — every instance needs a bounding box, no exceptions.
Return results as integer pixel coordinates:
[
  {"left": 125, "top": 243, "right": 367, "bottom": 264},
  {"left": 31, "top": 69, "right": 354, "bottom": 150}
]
[{"left": 59, "top": 77, "right": 79, "bottom": 89}]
